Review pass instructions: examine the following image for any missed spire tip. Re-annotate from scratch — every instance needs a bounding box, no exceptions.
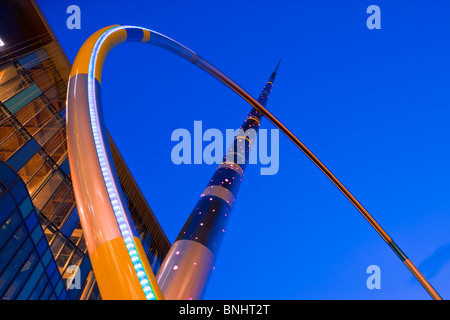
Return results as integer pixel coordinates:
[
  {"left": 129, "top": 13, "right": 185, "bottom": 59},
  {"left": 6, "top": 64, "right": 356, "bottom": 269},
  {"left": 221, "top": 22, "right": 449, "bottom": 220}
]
[{"left": 274, "top": 58, "right": 282, "bottom": 74}]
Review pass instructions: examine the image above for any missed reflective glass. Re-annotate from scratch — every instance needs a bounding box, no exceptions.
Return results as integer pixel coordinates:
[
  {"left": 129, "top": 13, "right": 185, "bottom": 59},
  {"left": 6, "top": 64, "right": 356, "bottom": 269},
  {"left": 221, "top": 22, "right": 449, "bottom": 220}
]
[
  {"left": 0, "top": 192, "right": 16, "bottom": 225},
  {"left": 0, "top": 162, "right": 17, "bottom": 186},
  {"left": 29, "top": 273, "right": 47, "bottom": 300},
  {"left": 16, "top": 262, "right": 44, "bottom": 300},
  {"left": 3, "top": 251, "right": 39, "bottom": 300},
  {"left": 0, "top": 211, "right": 22, "bottom": 250},
  {"left": 0, "top": 130, "right": 29, "bottom": 161},
  {"left": 42, "top": 126, "right": 65, "bottom": 157},
  {"left": 50, "top": 191, "right": 75, "bottom": 228},
  {"left": 14, "top": 98, "right": 46, "bottom": 127},
  {"left": 32, "top": 116, "right": 63, "bottom": 146},
  {"left": 30, "top": 224, "right": 43, "bottom": 245},
  {"left": 10, "top": 180, "right": 28, "bottom": 204},
  {"left": 19, "top": 197, "right": 33, "bottom": 219},
  {"left": 0, "top": 226, "right": 27, "bottom": 270},
  {"left": 0, "top": 64, "right": 24, "bottom": 102},
  {"left": 0, "top": 238, "right": 32, "bottom": 296},
  {"left": 40, "top": 179, "right": 70, "bottom": 221},
  {"left": 18, "top": 151, "right": 46, "bottom": 185},
  {"left": 0, "top": 118, "right": 18, "bottom": 145},
  {"left": 31, "top": 170, "right": 63, "bottom": 210},
  {"left": 26, "top": 159, "right": 53, "bottom": 196},
  {"left": 3, "top": 84, "right": 42, "bottom": 115},
  {"left": 24, "top": 213, "right": 38, "bottom": 233},
  {"left": 39, "top": 282, "right": 52, "bottom": 300},
  {"left": 24, "top": 107, "right": 53, "bottom": 136},
  {"left": 7, "top": 138, "right": 41, "bottom": 172}
]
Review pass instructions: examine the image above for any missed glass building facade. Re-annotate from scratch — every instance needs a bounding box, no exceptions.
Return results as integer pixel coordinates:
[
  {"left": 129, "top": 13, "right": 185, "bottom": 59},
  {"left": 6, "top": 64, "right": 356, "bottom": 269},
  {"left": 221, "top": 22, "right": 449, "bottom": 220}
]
[
  {"left": 0, "top": 0, "right": 170, "bottom": 299},
  {"left": 0, "top": 161, "right": 67, "bottom": 300}
]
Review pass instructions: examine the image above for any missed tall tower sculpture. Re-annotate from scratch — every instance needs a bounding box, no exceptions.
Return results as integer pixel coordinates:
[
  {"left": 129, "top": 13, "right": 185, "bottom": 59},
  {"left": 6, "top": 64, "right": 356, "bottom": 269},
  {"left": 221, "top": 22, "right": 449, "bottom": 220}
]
[{"left": 156, "top": 62, "right": 280, "bottom": 299}]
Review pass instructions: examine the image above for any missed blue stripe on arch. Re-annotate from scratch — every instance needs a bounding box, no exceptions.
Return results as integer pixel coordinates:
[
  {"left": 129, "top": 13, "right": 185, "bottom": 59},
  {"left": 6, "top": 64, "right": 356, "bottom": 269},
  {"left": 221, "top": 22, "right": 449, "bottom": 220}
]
[{"left": 126, "top": 28, "right": 144, "bottom": 41}]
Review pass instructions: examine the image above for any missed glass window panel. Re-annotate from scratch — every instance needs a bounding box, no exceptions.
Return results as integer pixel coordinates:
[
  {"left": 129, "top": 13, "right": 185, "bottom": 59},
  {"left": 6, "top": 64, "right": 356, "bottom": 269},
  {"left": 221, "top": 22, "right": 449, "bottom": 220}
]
[
  {"left": 54, "top": 280, "right": 63, "bottom": 297},
  {"left": 16, "top": 262, "right": 44, "bottom": 300},
  {"left": 32, "top": 116, "right": 63, "bottom": 146},
  {"left": 50, "top": 191, "right": 75, "bottom": 228},
  {"left": 50, "top": 267, "right": 60, "bottom": 286},
  {"left": 13, "top": 98, "right": 46, "bottom": 127},
  {"left": 77, "top": 234, "right": 87, "bottom": 254},
  {"left": 30, "top": 225, "right": 43, "bottom": 245},
  {"left": 50, "top": 137, "right": 67, "bottom": 165},
  {"left": 36, "top": 237, "right": 47, "bottom": 256},
  {"left": 0, "top": 225, "right": 27, "bottom": 270},
  {"left": 68, "top": 249, "right": 83, "bottom": 271},
  {"left": 24, "top": 213, "right": 38, "bottom": 233},
  {"left": 58, "top": 288, "right": 67, "bottom": 300},
  {"left": 29, "top": 273, "right": 48, "bottom": 300},
  {"left": 3, "top": 84, "right": 42, "bottom": 115},
  {"left": 0, "top": 129, "right": 29, "bottom": 161},
  {"left": 27, "top": 65, "right": 54, "bottom": 94},
  {"left": 10, "top": 180, "right": 28, "bottom": 204},
  {"left": 0, "top": 211, "right": 22, "bottom": 250},
  {"left": 2, "top": 251, "right": 39, "bottom": 300},
  {"left": 40, "top": 179, "right": 71, "bottom": 221},
  {"left": 0, "top": 118, "right": 19, "bottom": 145},
  {"left": 23, "top": 107, "right": 53, "bottom": 136},
  {"left": 45, "top": 259, "right": 56, "bottom": 279},
  {"left": 56, "top": 241, "right": 74, "bottom": 271},
  {"left": 44, "top": 224, "right": 56, "bottom": 244},
  {"left": 78, "top": 256, "right": 91, "bottom": 283},
  {"left": 0, "top": 63, "right": 19, "bottom": 85},
  {"left": 0, "top": 162, "right": 17, "bottom": 186},
  {"left": 18, "top": 151, "right": 46, "bottom": 185},
  {"left": 31, "top": 170, "right": 63, "bottom": 210},
  {"left": 17, "top": 49, "right": 49, "bottom": 71},
  {"left": 0, "top": 238, "right": 33, "bottom": 297},
  {"left": 7, "top": 138, "right": 41, "bottom": 172},
  {"left": 39, "top": 283, "right": 52, "bottom": 300},
  {"left": 40, "top": 59, "right": 63, "bottom": 92},
  {"left": 68, "top": 227, "right": 83, "bottom": 247},
  {"left": 19, "top": 197, "right": 33, "bottom": 219},
  {"left": 51, "top": 99, "right": 65, "bottom": 113},
  {"left": 25, "top": 159, "right": 53, "bottom": 196},
  {"left": 42, "top": 93, "right": 59, "bottom": 115},
  {"left": 0, "top": 75, "right": 24, "bottom": 101},
  {"left": 59, "top": 156, "right": 70, "bottom": 175},
  {"left": 0, "top": 192, "right": 16, "bottom": 226},
  {"left": 49, "top": 232, "right": 65, "bottom": 259},
  {"left": 61, "top": 207, "right": 79, "bottom": 238},
  {"left": 0, "top": 106, "right": 9, "bottom": 125},
  {"left": 70, "top": 223, "right": 87, "bottom": 253},
  {"left": 42, "top": 126, "right": 65, "bottom": 156},
  {"left": 0, "top": 64, "right": 25, "bottom": 102},
  {"left": 36, "top": 212, "right": 50, "bottom": 231},
  {"left": 41, "top": 249, "right": 51, "bottom": 268}
]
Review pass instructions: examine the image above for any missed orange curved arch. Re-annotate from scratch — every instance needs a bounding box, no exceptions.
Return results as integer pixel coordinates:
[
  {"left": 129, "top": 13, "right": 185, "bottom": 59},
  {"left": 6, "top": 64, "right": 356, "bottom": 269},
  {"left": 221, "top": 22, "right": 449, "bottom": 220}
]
[{"left": 66, "top": 25, "right": 441, "bottom": 300}]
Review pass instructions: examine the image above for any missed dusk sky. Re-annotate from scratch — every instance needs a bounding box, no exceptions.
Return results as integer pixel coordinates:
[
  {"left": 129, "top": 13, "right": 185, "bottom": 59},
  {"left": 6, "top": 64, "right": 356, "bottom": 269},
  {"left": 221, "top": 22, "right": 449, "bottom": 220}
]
[{"left": 37, "top": 0, "right": 450, "bottom": 299}]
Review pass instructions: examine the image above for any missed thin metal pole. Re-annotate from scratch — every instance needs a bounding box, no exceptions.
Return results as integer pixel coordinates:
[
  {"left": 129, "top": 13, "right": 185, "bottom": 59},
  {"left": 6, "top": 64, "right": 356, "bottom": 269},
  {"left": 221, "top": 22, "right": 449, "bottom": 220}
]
[{"left": 198, "top": 59, "right": 442, "bottom": 300}]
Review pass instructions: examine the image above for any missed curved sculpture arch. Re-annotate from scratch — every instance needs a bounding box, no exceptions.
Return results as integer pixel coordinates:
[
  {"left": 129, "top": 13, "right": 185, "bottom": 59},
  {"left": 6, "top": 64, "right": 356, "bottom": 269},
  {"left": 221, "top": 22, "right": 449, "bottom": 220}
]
[{"left": 66, "top": 25, "right": 441, "bottom": 300}]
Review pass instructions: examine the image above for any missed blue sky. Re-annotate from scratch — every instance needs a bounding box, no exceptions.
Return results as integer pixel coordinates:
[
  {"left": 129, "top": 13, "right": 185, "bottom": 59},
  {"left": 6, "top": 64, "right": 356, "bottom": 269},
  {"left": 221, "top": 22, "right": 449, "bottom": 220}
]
[{"left": 37, "top": 0, "right": 450, "bottom": 299}]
